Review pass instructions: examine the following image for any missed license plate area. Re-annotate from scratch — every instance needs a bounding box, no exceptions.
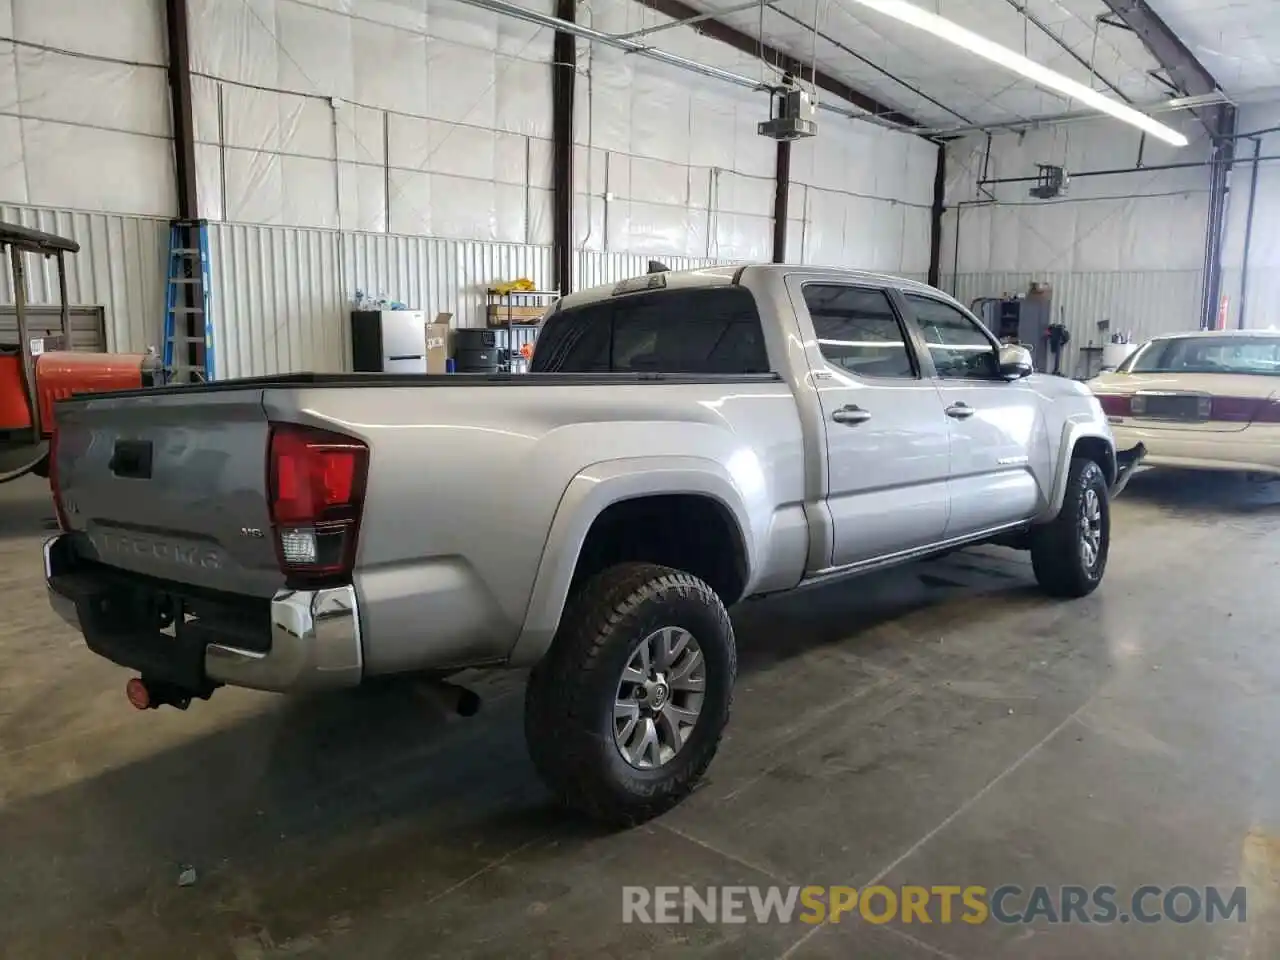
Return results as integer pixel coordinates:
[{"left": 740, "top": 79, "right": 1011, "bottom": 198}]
[{"left": 1131, "top": 392, "right": 1211, "bottom": 422}]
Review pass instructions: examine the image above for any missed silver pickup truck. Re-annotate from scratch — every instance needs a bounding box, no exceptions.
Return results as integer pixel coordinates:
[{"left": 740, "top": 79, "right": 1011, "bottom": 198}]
[{"left": 44, "top": 265, "right": 1142, "bottom": 825}]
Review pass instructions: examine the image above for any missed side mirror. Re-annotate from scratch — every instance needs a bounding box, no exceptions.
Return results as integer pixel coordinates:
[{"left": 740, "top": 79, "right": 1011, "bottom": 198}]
[{"left": 998, "top": 344, "right": 1034, "bottom": 380}]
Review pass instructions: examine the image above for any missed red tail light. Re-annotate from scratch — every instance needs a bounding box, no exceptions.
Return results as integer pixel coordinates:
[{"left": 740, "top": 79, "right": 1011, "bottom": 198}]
[
  {"left": 48, "top": 427, "right": 69, "bottom": 531},
  {"left": 267, "top": 423, "right": 369, "bottom": 587},
  {"left": 1243, "top": 397, "right": 1280, "bottom": 424},
  {"left": 1094, "top": 394, "right": 1131, "bottom": 418}
]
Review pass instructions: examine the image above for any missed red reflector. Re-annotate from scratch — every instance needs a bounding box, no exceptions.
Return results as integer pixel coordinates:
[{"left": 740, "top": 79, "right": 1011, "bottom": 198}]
[
  {"left": 126, "top": 677, "right": 150, "bottom": 710},
  {"left": 1207, "top": 396, "right": 1261, "bottom": 422},
  {"left": 1255, "top": 399, "right": 1280, "bottom": 424},
  {"left": 1094, "top": 394, "right": 1131, "bottom": 417}
]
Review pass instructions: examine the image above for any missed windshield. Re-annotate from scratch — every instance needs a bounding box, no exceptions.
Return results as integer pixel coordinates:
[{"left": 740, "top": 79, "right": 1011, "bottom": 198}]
[{"left": 1118, "top": 336, "right": 1280, "bottom": 376}]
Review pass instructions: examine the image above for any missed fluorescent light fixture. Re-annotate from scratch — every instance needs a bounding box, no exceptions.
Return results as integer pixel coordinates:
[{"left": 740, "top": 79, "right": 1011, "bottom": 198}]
[{"left": 846, "top": 0, "right": 1190, "bottom": 147}]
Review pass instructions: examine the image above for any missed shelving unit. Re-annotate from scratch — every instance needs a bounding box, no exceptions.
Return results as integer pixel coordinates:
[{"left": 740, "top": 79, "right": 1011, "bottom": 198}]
[{"left": 485, "top": 288, "right": 558, "bottom": 372}]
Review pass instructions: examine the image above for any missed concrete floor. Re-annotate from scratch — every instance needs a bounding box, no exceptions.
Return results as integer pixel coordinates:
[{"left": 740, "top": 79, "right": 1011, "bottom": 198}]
[{"left": 2, "top": 470, "right": 1279, "bottom": 959}]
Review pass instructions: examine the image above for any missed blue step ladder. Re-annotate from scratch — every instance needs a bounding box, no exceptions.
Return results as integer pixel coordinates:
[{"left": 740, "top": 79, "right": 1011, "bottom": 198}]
[{"left": 162, "top": 219, "right": 214, "bottom": 382}]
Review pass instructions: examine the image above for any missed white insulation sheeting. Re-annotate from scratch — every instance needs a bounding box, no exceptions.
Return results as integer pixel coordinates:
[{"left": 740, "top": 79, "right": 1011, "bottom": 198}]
[
  {"left": 942, "top": 119, "right": 1213, "bottom": 369},
  {"left": 789, "top": 121, "right": 935, "bottom": 273},
  {"left": 0, "top": 0, "right": 175, "bottom": 216},
  {"left": 573, "top": 0, "right": 936, "bottom": 270},
  {"left": 189, "top": 0, "right": 555, "bottom": 241},
  {"left": 1221, "top": 101, "right": 1280, "bottom": 331}
]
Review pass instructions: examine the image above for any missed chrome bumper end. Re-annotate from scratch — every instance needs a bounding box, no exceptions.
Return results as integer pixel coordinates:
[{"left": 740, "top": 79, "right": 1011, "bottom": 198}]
[{"left": 205, "top": 586, "right": 363, "bottom": 692}]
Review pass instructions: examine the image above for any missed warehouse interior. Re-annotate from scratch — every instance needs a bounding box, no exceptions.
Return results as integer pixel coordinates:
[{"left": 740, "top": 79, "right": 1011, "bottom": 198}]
[{"left": 4, "top": 0, "right": 1280, "bottom": 957}]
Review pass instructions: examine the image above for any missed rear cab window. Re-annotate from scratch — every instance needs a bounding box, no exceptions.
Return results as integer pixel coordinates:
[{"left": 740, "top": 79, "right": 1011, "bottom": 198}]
[{"left": 530, "top": 286, "right": 771, "bottom": 374}]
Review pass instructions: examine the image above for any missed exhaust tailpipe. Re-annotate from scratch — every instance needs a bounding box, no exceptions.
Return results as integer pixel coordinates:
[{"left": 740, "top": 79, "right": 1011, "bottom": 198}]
[{"left": 411, "top": 678, "right": 482, "bottom": 717}]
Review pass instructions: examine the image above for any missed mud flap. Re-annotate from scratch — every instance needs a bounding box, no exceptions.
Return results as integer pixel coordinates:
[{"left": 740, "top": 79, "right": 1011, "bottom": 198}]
[{"left": 1111, "top": 443, "right": 1146, "bottom": 498}]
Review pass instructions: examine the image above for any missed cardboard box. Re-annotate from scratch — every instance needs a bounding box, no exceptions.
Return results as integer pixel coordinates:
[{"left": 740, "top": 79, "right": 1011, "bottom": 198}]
[
  {"left": 487, "top": 304, "right": 546, "bottom": 326},
  {"left": 425, "top": 313, "right": 452, "bottom": 373}
]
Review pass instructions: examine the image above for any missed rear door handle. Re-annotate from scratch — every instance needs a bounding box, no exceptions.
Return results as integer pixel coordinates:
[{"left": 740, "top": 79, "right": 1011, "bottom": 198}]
[
  {"left": 945, "top": 402, "right": 975, "bottom": 420},
  {"left": 831, "top": 405, "right": 872, "bottom": 425}
]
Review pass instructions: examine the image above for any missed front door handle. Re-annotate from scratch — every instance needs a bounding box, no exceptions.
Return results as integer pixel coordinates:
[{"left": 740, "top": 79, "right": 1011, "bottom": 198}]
[
  {"left": 831, "top": 405, "right": 872, "bottom": 425},
  {"left": 945, "top": 402, "right": 975, "bottom": 420}
]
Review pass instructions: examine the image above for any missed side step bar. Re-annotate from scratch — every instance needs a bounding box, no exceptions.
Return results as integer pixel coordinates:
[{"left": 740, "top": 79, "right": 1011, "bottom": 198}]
[{"left": 1111, "top": 443, "right": 1147, "bottom": 498}]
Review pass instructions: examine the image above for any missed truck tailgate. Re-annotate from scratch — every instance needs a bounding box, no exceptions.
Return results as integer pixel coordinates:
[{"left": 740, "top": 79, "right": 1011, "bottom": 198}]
[{"left": 54, "top": 387, "right": 282, "bottom": 598}]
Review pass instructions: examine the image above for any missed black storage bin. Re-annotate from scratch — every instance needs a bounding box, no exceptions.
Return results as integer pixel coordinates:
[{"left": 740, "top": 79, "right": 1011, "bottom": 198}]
[
  {"left": 456, "top": 348, "right": 499, "bottom": 372},
  {"left": 453, "top": 329, "right": 500, "bottom": 372}
]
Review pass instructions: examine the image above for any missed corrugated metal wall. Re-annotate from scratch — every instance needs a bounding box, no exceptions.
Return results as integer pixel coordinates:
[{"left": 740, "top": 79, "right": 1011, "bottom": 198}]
[
  {"left": 943, "top": 269, "right": 1204, "bottom": 377},
  {"left": 0, "top": 204, "right": 168, "bottom": 355},
  {"left": 207, "top": 224, "right": 348, "bottom": 380},
  {"left": 0, "top": 204, "right": 931, "bottom": 380},
  {"left": 343, "top": 234, "right": 556, "bottom": 330},
  {"left": 211, "top": 225, "right": 736, "bottom": 378},
  {"left": 573, "top": 252, "right": 731, "bottom": 290}
]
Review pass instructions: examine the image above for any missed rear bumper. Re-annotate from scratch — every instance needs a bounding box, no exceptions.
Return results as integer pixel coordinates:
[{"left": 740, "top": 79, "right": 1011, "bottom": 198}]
[
  {"left": 44, "top": 535, "right": 363, "bottom": 694},
  {"left": 1110, "top": 423, "right": 1280, "bottom": 475}
]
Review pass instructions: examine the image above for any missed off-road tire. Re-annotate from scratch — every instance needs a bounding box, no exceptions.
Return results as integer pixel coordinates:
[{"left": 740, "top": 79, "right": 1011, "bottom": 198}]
[
  {"left": 524, "top": 562, "right": 735, "bottom": 827},
  {"left": 1031, "top": 456, "right": 1110, "bottom": 598}
]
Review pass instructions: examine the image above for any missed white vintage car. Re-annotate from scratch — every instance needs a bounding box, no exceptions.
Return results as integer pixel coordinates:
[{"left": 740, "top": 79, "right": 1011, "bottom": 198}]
[{"left": 1090, "top": 330, "right": 1280, "bottom": 476}]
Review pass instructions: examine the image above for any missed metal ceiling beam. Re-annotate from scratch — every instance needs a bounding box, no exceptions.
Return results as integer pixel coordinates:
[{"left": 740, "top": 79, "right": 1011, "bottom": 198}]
[
  {"left": 1003, "top": 0, "right": 1131, "bottom": 104},
  {"left": 767, "top": 5, "right": 972, "bottom": 124},
  {"left": 633, "top": 0, "right": 923, "bottom": 128},
  {"left": 1096, "top": 0, "right": 1227, "bottom": 137},
  {"left": 919, "top": 91, "right": 1230, "bottom": 137}
]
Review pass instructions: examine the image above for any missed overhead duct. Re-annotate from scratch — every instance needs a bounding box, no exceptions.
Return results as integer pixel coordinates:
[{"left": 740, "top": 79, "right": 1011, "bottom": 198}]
[
  {"left": 453, "top": 0, "right": 770, "bottom": 92},
  {"left": 450, "top": 0, "right": 917, "bottom": 133}
]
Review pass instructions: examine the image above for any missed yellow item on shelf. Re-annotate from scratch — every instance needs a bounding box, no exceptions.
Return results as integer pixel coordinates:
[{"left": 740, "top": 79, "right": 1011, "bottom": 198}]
[{"left": 492, "top": 278, "right": 537, "bottom": 295}]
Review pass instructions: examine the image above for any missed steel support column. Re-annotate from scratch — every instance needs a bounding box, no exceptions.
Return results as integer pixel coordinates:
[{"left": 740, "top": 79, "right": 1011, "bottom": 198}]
[
  {"left": 1200, "top": 104, "right": 1236, "bottom": 329},
  {"left": 772, "top": 140, "right": 791, "bottom": 263},
  {"left": 928, "top": 142, "right": 945, "bottom": 288},
  {"left": 551, "top": 0, "right": 576, "bottom": 295},
  {"left": 1238, "top": 137, "right": 1262, "bottom": 329},
  {"left": 165, "top": 0, "right": 199, "bottom": 219}
]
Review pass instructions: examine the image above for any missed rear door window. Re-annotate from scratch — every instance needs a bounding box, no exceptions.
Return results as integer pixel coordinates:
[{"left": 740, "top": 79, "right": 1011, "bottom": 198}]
[{"left": 530, "top": 287, "right": 770, "bottom": 374}]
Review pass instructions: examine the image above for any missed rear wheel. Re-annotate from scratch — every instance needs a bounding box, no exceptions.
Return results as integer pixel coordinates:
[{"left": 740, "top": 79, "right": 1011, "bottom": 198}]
[
  {"left": 1031, "top": 457, "right": 1110, "bottom": 598},
  {"left": 524, "top": 562, "right": 735, "bottom": 827}
]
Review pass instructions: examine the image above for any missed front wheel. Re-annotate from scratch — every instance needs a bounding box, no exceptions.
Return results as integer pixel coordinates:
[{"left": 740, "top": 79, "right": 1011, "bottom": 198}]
[
  {"left": 524, "top": 562, "right": 736, "bottom": 827},
  {"left": 1031, "top": 457, "right": 1110, "bottom": 598}
]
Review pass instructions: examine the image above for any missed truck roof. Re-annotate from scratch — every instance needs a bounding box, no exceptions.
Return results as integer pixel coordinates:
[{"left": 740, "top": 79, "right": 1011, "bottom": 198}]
[{"left": 555, "top": 264, "right": 946, "bottom": 312}]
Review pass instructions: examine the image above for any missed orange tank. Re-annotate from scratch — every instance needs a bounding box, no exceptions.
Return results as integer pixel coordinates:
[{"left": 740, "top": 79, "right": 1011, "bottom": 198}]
[
  {"left": 1, "top": 351, "right": 160, "bottom": 434},
  {"left": 33, "top": 351, "right": 158, "bottom": 436},
  {"left": 0, "top": 352, "right": 32, "bottom": 430}
]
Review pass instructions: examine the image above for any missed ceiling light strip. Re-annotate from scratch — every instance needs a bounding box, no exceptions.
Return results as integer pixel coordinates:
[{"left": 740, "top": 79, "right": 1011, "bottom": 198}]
[{"left": 846, "top": 0, "right": 1189, "bottom": 146}]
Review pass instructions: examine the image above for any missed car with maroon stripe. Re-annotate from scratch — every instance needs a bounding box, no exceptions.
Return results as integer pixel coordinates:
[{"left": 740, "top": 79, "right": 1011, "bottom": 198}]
[{"left": 1090, "top": 330, "right": 1280, "bottom": 476}]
